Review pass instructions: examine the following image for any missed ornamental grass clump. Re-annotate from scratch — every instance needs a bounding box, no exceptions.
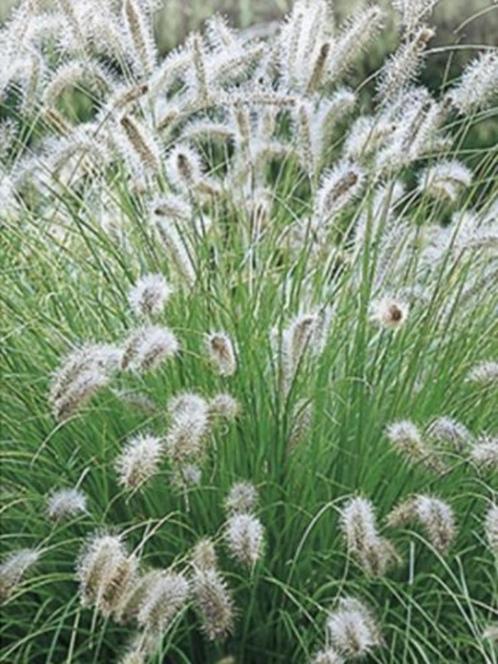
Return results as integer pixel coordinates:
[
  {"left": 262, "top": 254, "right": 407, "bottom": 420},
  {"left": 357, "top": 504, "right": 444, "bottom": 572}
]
[{"left": 1, "top": 0, "right": 497, "bottom": 661}]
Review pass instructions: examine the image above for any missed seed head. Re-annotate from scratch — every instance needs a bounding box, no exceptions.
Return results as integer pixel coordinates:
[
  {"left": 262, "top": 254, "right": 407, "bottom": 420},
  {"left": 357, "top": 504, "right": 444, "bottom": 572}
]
[
  {"left": 76, "top": 533, "right": 139, "bottom": 617},
  {"left": 447, "top": 51, "right": 498, "bottom": 114},
  {"left": 118, "top": 115, "right": 161, "bottom": 173},
  {"left": 205, "top": 332, "right": 237, "bottom": 377},
  {"left": 121, "top": 325, "right": 179, "bottom": 373},
  {"left": 326, "top": 597, "right": 382, "bottom": 659},
  {"left": 467, "top": 361, "right": 498, "bottom": 385},
  {"left": 0, "top": 548, "right": 40, "bottom": 602},
  {"left": 115, "top": 434, "right": 164, "bottom": 490},
  {"left": 154, "top": 218, "right": 197, "bottom": 288},
  {"left": 166, "top": 144, "right": 203, "bottom": 191},
  {"left": 47, "top": 488, "right": 87, "bottom": 520},
  {"left": 312, "top": 649, "right": 344, "bottom": 664},
  {"left": 172, "top": 463, "right": 203, "bottom": 488},
  {"left": 392, "top": 0, "right": 440, "bottom": 36},
  {"left": 166, "top": 393, "right": 210, "bottom": 464},
  {"left": 49, "top": 344, "right": 121, "bottom": 421},
  {"left": 128, "top": 274, "right": 172, "bottom": 318},
  {"left": 327, "top": 7, "right": 385, "bottom": 83},
  {"left": 137, "top": 571, "right": 190, "bottom": 635},
  {"left": 122, "top": 0, "right": 157, "bottom": 77},
  {"left": 415, "top": 495, "right": 457, "bottom": 553},
  {"left": 119, "top": 648, "right": 146, "bottom": 664},
  {"left": 288, "top": 398, "right": 314, "bottom": 452},
  {"left": 387, "top": 420, "right": 445, "bottom": 472},
  {"left": 315, "top": 162, "right": 364, "bottom": 224},
  {"left": 209, "top": 393, "right": 241, "bottom": 421},
  {"left": 225, "top": 482, "right": 258, "bottom": 515},
  {"left": 370, "top": 296, "right": 409, "bottom": 329},
  {"left": 483, "top": 624, "right": 498, "bottom": 643},
  {"left": 191, "top": 539, "right": 218, "bottom": 572},
  {"left": 426, "top": 416, "right": 471, "bottom": 451},
  {"left": 340, "top": 497, "right": 399, "bottom": 576},
  {"left": 484, "top": 504, "right": 498, "bottom": 555},
  {"left": 419, "top": 160, "right": 472, "bottom": 203},
  {"left": 192, "top": 568, "right": 234, "bottom": 640},
  {"left": 225, "top": 513, "right": 264, "bottom": 567},
  {"left": 469, "top": 436, "right": 498, "bottom": 470},
  {"left": 377, "top": 26, "right": 435, "bottom": 103},
  {"left": 388, "top": 495, "right": 456, "bottom": 553}
]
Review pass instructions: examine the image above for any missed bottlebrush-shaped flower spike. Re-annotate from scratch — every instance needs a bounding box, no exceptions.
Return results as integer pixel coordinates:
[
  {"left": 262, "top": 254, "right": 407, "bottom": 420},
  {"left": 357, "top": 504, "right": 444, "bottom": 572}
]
[
  {"left": 314, "top": 162, "right": 364, "bottom": 224},
  {"left": 377, "top": 26, "right": 435, "bottom": 103},
  {"left": 387, "top": 495, "right": 456, "bottom": 553},
  {"left": 122, "top": 0, "right": 157, "bottom": 77},
  {"left": 121, "top": 325, "right": 179, "bottom": 373},
  {"left": 225, "top": 513, "right": 264, "bottom": 567},
  {"left": 327, "top": 6, "right": 385, "bottom": 83},
  {"left": 192, "top": 567, "right": 234, "bottom": 640},
  {"left": 469, "top": 436, "right": 498, "bottom": 470},
  {"left": 418, "top": 160, "right": 472, "bottom": 203},
  {"left": 326, "top": 597, "right": 383, "bottom": 658},
  {"left": 46, "top": 488, "right": 87, "bottom": 520},
  {"left": 225, "top": 482, "right": 258, "bottom": 515},
  {"left": 370, "top": 296, "right": 409, "bottom": 329},
  {"left": 485, "top": 504, "right": 498, "bottom": 555},
  {"left": 425, "top": 416, "right": 471, "bottom": 450},
  {"left": 205, "top": 331, "right": 237, "bottom": 377},
  {"left": 137, "top": 571, "right": 190, "bottom": 635},
  {"left": 49, "top": 344, "right": 121, "bottom": 421},
  {"left": 0, "top": 549, "right": 40, "bottom": 602},
  {"left": 391, "top": 0, "right": 440, "bottom": 36},
  {"left": 447, "top": 51, "right": 498, "bottom": 114},
  {"left": 340, "top": 497, "right": 399, "bottom": 576},
  {"left": 385, "top": 420, "right": 444, "bottom": 471},
  {"left": 467, "top": 360, "right": 498, "bottom": 385},
  {"left": 191, "top": 539, "right": 218, "bottom": 572},
  {"left": 311, "top": 649, "right": 344, "bottom": 664},
  {"left": 76, "top": 533, "right": 139, "bottom": 617},
  {"left": 115, "top": 434, "right": 164, "bottom": 490},
  {"left": 166, "top": 393, "right": 210, "bottom": 464},
  {"left": 128, "top": 274, "right": 172, "bottom": 318},
  {"left": 209, "top": 393, "right": 241, "bottom": 421}
]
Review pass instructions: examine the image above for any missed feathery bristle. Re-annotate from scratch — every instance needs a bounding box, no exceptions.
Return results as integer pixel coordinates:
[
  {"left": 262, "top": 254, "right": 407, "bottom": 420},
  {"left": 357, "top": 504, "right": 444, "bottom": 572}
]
[
  {"left": 326, "top": 597, "right": 382, "bottom": 659},
  {"left": 0, "top": 549, "right": 40, "bottom": 602},
  {"left": 388, "top": 495, "right": 456, "bottom": 553},
  {"left": 49, "top": 344, "right": 121, "bottom": 421},
  {"left": 225, "top": 513, "right": 264, "bottom": 567},
  {"left": 225, "top": 482, "right": 258, "bottom": 515},
  {"left": 419, "top": 160, "right": 472, "bottom": 203},
  {"left": 370, "top": 296, "right": 409, "bottom": 329},
  {"left": 191, "top": 539, "right": 218, "bottom": 572},
  {"left": 205, "top": 331, "right": 237, "bottom": 377},
  {"left": 46, "top": 487, "right": 87, "bottom": 520},
  {"left": 209, "top": 393, "right": 241, "bottom": 421},
  {"left": 121, "top": 325, "right": 179, "bottom": 373},
  {"left": 484, "top": 505, "right": 498, "bottom": 555},
  {"left": 115, "top": 434, "right": 164, "bottom": 490},
  {"left": 137, "top": 571, "right": 190, "bottom": 634},
  {"left": 447, "top": 51, "right": 498, "bottom": 114},
  {"left": 385, "top": 420, "right": 442, "bottom": 471},
  {"left": 467, "top": 361, "right": 498, "bottom": 385},
  {"left": 340, "top": 497, "right": 399, "bottom": 576},
  {"left": 166, "top": 393, "right": 210, "bottom": 464},
  {"left": 128, "top": 274, "right": 172, "bottom": 318},
  {"left": 469, "top": 436, "right": 498, "bottom": 470},
  {"left": 76, "top": 533, "right": 138, "bottom": 617},
  {"left": 192, "top": 568, "right": 234, "bottom": 640}
]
